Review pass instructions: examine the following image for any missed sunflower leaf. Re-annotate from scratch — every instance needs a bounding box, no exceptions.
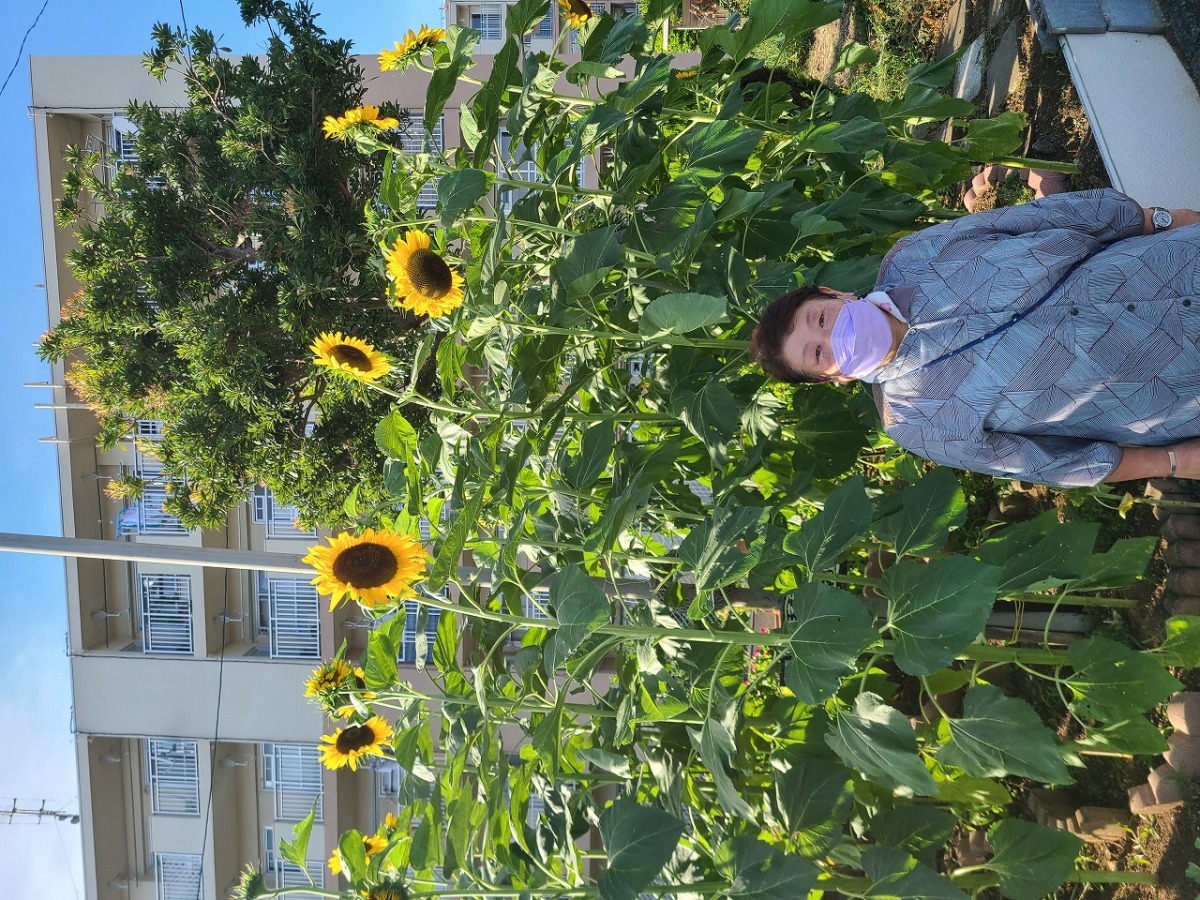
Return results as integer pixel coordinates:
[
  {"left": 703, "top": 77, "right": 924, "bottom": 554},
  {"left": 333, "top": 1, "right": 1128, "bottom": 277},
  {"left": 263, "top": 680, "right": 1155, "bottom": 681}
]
[
  {"left": 545, "top": 565, "right": 609, "bottom": 674},
  {"left": 429, "top": 489, "right": 485, "bottom": 591},
  {"left": 279, "top": 805, "right": 317, "bottom": 875},
  {"left": 437, "top": 167, "right": 490, "bottom": 228}
]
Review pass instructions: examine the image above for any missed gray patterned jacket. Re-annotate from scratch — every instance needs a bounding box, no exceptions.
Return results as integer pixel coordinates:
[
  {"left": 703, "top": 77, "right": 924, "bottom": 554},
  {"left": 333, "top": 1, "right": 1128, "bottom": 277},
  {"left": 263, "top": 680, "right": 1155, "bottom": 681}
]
[{"left": 869, "top": 189, "right": 1200, "bottom": 486}]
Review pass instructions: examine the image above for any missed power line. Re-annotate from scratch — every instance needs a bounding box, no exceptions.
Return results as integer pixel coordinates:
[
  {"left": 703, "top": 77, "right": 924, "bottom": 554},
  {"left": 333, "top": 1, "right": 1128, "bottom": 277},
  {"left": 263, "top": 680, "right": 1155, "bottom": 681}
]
[{"left": 0, "top": 0, "right": 52, "bottom": 103}]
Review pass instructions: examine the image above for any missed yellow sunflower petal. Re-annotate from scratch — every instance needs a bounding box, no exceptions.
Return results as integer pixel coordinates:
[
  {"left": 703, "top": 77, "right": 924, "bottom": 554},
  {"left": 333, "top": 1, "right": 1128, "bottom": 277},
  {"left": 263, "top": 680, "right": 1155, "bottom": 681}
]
[
  {"left": 318, "top": 715, "right": 393, "bottom": 771},
  {"left": 310, "top": 331, "right": 392, "bottom": 383},
  {"left": 304, "top": 528, "right": 430, "bottom": 609},
  {"left": 559, "top": 0, "right": 593, "bottom": 30},
  {"left": 384, "top": 232, "right": 466, "bottom": 319}
]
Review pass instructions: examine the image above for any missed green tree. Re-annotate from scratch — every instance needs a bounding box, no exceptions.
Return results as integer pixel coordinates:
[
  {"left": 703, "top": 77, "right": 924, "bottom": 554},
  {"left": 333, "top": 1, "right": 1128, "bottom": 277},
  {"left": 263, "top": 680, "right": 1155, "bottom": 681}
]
[{"left": 40, "top": 0, "right": 436, "bottom": 530}]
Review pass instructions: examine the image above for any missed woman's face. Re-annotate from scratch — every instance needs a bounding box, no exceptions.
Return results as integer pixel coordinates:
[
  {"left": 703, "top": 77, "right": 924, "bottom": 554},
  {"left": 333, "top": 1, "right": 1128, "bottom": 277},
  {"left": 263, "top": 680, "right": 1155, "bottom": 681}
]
[{"left": 779, "top": 291, "right": 856, "bottom": 383}]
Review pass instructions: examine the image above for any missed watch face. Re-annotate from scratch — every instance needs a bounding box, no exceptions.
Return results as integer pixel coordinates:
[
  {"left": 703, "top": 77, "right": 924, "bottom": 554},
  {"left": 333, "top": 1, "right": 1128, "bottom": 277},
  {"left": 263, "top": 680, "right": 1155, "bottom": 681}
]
[{"left": 1153, "top": 207, "right": 1173, "bottom": 231}]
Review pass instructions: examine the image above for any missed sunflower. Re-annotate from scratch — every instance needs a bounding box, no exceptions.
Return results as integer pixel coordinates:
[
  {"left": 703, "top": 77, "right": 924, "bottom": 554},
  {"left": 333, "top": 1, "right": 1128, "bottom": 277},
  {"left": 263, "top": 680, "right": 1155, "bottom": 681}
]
[
  {"left": 319, "top": 715, "right": 393, "bottom": 771},
  {"left": 379, "top": 26, "right": 447, "bottom": 71},
  {"left": 304, "top": 658, "right": 353, "bottom": 698},
  {"left": 559, "top": 0, "right": 593, "bottom": 29},
  {"left": 384, "top": 231, "right": 466, "bottom": 318},
  {"left": 360, "top": 887, "right": 408, "bottom": 900},
  {"left": 674, "top": 67, "right": 698, "bottom": 79},
  {"left": 310, "top": 332, "right": 391, "bottom": 383},
  {"left": 322, "top": 105, "right": 401, "bottom": 140},
  {"left": 305, "top": 528, "right": 430, "bottom": 609},
  {"left": 327, "top": 834, "right": 387, "bottom": 876}
]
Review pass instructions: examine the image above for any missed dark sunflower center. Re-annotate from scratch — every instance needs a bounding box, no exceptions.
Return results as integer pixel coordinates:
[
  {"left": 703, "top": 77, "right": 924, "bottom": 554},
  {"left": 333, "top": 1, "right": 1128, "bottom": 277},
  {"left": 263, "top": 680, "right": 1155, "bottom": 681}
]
[
  {"left": 331, "top": 542, "right": 400, "bottom": 589},
  {"left": 336, "top": 724, "right": 376, "bottom": 753},
  {"left": 406, "top": 248, "right": 454, "bottom": 297},
  {"left": 568, "top": 0, "right": 591, "bottom": 15},
  {"left": 329, "top": 344, "right": 372, "bottom": 371}
]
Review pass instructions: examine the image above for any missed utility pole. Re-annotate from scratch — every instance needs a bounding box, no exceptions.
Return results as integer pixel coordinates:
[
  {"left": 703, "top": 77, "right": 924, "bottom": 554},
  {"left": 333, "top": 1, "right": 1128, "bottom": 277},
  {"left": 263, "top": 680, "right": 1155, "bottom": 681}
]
[{"left": 2, "top": 799, "right": 80, "bottom": 826}]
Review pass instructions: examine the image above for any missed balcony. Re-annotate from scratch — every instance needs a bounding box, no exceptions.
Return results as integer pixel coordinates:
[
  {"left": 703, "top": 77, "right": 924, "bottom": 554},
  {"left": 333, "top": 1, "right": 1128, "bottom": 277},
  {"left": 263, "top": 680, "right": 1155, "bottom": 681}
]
[
  {"left": 263, "top": 742, "right": 324, "bottom": 823},
  {"left": 256, "top": 574, "right": 321, "bottom": 660},
  {"left": 146, "top": 739, "right": 201, "bottom": 815},
  {"left": 154, "top": 852, "right": 202, "bottom": 900},
  {"left": 139, "top": 573, "right": 194, "bottom": 654},
  {"left": 253, "top": 487, "right": 316, "bottom": 540}
]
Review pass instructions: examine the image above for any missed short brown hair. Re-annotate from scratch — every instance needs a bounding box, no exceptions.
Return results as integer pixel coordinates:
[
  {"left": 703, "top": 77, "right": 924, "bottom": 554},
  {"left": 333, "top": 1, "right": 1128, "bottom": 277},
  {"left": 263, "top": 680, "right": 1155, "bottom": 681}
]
[{"left": 750, "top": 285, "right": 839, "bottom": 383}]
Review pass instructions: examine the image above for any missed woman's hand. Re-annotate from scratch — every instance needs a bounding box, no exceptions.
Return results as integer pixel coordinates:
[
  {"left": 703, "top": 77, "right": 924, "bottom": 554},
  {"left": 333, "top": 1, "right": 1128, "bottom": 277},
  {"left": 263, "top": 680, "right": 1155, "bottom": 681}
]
[{"left": 1106, "top": 438, "right": 1200, "bottom": 482}]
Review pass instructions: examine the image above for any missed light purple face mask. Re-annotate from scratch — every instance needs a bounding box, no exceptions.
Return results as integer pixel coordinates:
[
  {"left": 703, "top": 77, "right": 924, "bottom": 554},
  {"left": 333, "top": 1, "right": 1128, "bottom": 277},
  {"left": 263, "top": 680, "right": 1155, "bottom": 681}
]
[{"left": 831, "top": 298, "right": 893, "bottom": 379}]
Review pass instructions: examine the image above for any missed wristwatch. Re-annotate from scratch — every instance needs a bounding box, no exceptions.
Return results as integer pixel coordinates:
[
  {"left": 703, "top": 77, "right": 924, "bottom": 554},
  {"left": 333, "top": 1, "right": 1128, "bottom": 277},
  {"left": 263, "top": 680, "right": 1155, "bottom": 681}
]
[{"left": 1151, "top": 206, "right": 1173, "bottom": 232}]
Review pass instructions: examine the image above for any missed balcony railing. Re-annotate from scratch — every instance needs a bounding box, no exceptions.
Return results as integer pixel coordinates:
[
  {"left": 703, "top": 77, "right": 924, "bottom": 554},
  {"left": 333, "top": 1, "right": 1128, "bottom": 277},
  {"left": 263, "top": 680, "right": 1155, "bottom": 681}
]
[
  {"left": 140, "top": 574, "right": 193, "bottom": 654},
  {"left": 272, "top": 743, "right": 324, "bottom": 823},
  {"left": 154, "top": 853, "right": 202, "bottom": 900},
  {"left": 146, "top": 739, "right": 200, "bottom": 815},
  {"left": 253, "top": 487, "right": 317, "bottom": 539},
  {"left": 259, "top": 577, "right": 321, "bottom": 660}
]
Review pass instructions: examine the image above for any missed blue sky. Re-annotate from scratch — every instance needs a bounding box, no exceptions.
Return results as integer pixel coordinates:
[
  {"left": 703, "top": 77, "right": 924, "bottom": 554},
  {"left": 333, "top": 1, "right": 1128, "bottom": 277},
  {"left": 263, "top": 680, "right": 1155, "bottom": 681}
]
[{"left": 1, "top": 1, "right": 440, "bottom": 895}]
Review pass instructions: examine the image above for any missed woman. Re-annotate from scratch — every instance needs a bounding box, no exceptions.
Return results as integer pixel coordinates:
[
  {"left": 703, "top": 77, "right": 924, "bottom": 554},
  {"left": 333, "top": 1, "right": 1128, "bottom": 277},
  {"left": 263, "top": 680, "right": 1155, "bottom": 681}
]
[{"left": 751, "top": 189, "right": 1200, "bottom": 486}]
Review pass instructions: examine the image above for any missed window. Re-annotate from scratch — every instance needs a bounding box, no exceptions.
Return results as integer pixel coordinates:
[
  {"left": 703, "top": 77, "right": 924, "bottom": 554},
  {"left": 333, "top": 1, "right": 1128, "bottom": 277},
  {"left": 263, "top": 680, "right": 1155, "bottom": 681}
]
[
  {"left": 399, "top": 602, "right": 442, "bottom": 664},
  {"left": 509, "top": 586, "right": 552, "bottom": 649},
  {"left": 146, "top": 739, "right": 200, "bottom": 815},
  {"left": 270, "top": 743, "right": 324, "bottom": 823},
  {"left": 469, "top": 4, "right": 503, "bottom": 40},
  {"left": 154, "top": 853, "right": 202, "bottom": 900},
  {"left": 139, "top": 573, "right": 193, "bottom": 654},
  {"left": 397, "top": 114, "right": 445, "bottom": 211},
  {"left": 252, "top": 486, "right": 316, "bottom": 539},
  {"left": 498, "top": 129, "right": 539, "bottom": 213},
  {"left": 256, "top": 573, "right": 321, "bottom": 659},
  {"left": 524, "top": 11, "right": 553, "bottom": 43}
]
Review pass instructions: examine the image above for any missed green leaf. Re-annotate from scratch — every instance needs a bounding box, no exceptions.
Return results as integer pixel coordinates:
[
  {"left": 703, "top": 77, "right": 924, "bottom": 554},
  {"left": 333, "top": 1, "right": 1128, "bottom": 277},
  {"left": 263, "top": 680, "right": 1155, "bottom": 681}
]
[
  {"left": 680, "top": 118, "right": 763, "bottom": 187},
  {"left": 961, "top": 111, "right": 1026, "bottom": 162},
  {"left": 773, "top": 758, "right": 855, "bottom": 858},
  {"left": 784, "top": 582, "right": 878, "bottom": 704},
  {"left": 427, "top": 26, "right": 479, "bottom": 134},
  {"left": 364, "top": 628, "right": 399, "bottom": 692},
  {"left": 1066, "top": 636, "right": 1182, "bottom": 723},
  {"left": 883, "top": 556, "right": 999, "bottom": 676},
  {"left": 437, "top": 335, "right": 468, "bottom": 394},
  {"left": 584, "top": 479, "right": 652, "bottom": 552},
  {"left": 375, "top": 409, "right": 418, "bottom": 460},
  {"left": 783, "top": 475, "right": 871, "bottom": 572},
  {"left": 531, "top": 690, "right": 566, "bottom": 777},
  {"left": 826, "top": 693, "right": 939, "bottom": 797},
  {"left": 976, "top": 514, "right": 1097, "bottom": 593},
  {"left": 1153, "top": 615, "right": 1200, "bottom": 667},
  {"left": 873, "top": 468, "right": 965, "bottom": 558},
  {"left": 695, "top": 717, "right": 757, "bottom": 820},
  {"left": 567, "top": 60, "right": 627, "bottom": 82},
  {"left": 860, "top": 846, "right": 968, "bottom": 900},
  {"left": 544, "top": 565, "right": 609, "bottom": 674},
  {"left": 906, "top": 47, "right": 964, "bottom": 88},
  {"left": 871, "top": 806, "right": 957, "bottom": 867},
  {"left": 679, "top": 379, "right": 740, "bottom": 468},
  {"left": 505, "top": 0, "right": 551, "bottom": 37},
  {"left": 597, "top": 800, "right": 685, "bottom": 900},
  {"left": 337, "top": 830, "right": 368, "bottom": 880},
  {"left": 790, "top": 387, "right": 872, "bottom": 479},
  {"left": 279, "top": 805, "right": 317, "bottom": 873},
  {"left": 735, "top": 0, "right": 843, "bottom": 62},
  {"left": 554, "top": 225, "right": 621, "bottom": 291},
  {"left": 984, "top": 818, "right": 1082, "bottom": 900},
  {"left": 941, "top": 685, "right": 1072, "bottom": 783},
  {"left": 410, "top": 801, "right": 444, "bottom": 870},
  {"left": 437, "top": 167, "right": 490, "bottom": 228},
  {"left": 429, "top": 489, "right": 484, "bottom": 591},
  {"left": 722, "top": 835, "right": 819, "bottom": 899},
  {"left": 568, "top": 421, "right": 615, "bottom": 490},
  {"left": 1068, "top": 536, "right": 1156, "bottom": 592},
  {"left": 638, "top": 292, "right": 729, "bottom": 337},
  {"left": 832, "top": 40, "right": 879, "bottom": 73},
  {"left": 1072, "top": 716, "right": 1168, "bottom": 755},
  {"left": 578, "top": 747, "right": 632, "bottom": 778},
  {"left": 678, "top": 503, "right": 767, "bottom": 604}
]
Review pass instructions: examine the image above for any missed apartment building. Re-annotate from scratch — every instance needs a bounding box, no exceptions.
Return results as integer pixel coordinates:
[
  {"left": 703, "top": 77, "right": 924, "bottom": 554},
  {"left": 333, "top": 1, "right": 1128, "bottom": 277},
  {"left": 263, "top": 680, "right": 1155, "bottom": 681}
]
[{"left": 28, "top": 53, "right": 486, "bottom": 900}]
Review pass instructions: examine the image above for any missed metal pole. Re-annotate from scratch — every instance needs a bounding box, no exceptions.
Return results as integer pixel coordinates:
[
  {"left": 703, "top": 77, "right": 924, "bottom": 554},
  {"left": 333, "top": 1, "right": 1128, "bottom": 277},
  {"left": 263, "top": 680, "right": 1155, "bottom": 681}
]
[{"left": 0, "top": 532, "right": 309, "bottom": 574}]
